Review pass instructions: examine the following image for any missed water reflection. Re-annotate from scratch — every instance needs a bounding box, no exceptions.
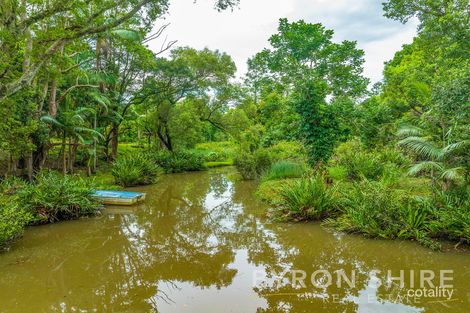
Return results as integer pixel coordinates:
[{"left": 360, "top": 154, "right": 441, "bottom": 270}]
[{"left": 0, "top": 168, "right": 468, "bottom": 313}]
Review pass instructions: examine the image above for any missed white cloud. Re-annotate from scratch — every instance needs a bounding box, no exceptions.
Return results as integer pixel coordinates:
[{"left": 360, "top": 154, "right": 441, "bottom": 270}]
[{"left": 147, "top": 0, "right": 417, "bottom": 83}]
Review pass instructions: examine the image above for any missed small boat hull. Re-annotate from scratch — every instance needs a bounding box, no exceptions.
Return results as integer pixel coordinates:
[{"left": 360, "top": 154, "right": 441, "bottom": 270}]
[{"left": 92, "top": 190, "right": 146, "bottom": 206}]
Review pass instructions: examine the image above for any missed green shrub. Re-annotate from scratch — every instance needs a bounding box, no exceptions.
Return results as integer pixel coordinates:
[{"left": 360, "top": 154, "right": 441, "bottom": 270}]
[
  {"left": 325, "top": 180, "right": 439, "bottom": 248},
  {"left": 330, "top": 140, "right": 406, "bottom": 182},
  {"left": 16, "top": 171, "right": 100, "bottom": 223},
  {"left": 112, "top": 154, "right": 162, "bottom": 186},
  {"left": 152, "top": 150, "right": 205, "bottom": 173},
  {"left": 262, "top": 161, "right": 306, "bottom": 181},
  {"left": 0, "top": 200, "right": 32, "bottom": 248},
  {"left": 344, "top": 151, "right": 384, "bottom": 180},
  {"left": 234, "top": 149, "right": 273, "bottom": 180},
  {"left": 275, "top": 175, "right": 339, "bottom": 221},
  {"left": 428, "top": 189, "right": 470, "bottom": 244},
  {"left": 266, "top": 141, "right": 308, "bottom": 162}
]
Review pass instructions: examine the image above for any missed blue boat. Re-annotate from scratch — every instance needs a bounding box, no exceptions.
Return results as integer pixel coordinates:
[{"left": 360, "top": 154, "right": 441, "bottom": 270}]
[{"left": 92, "top": 190, "right": 146, "bottom": 206}]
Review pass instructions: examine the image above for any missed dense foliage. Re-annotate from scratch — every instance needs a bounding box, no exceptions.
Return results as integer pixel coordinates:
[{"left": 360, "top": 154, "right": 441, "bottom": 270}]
[
  {"left": 251, "top": 0, "right": 469, "bottom": 249},
  {"left": 112, "top": 154, "right": 162, "bottom": 187},
  {"left": 16, "top": 172, "right": 101, "bottom": 223},
  {"left": 152, "top": 150, "right": 206, "bottom": 173},
  {"left": 0, "top": 200, "right": 32, "bottom": 248}
]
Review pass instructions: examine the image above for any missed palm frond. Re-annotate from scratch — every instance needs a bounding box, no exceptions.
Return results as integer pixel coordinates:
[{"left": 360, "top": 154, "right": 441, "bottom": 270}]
[
  {"left": 91, "top": 93, "right": 110, "bottom": 113},
  {"left": 40, "top": 115, "right": 65, "bottom": 128},
  {"left": 74, "top": 127, "right": 105, "bottom": 140},
  {"left": 398, "top": 137, "right": 442, "bottom": 160},
  {"left": 442, "top": 140, "right": 470, "bottom": 156},
  {"left": 408, "top": 161, "right": 443, "bottom": 176},
  {"left": 441, "top": 167, "right": 465, "bottom": 182},
  {"left": 397, "top": 126, "right": 423, "bottom": 138}
]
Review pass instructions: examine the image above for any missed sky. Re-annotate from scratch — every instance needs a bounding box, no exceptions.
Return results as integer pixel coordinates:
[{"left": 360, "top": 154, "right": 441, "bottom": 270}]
[{"left": 149, "top": 0, "right": 418, "bottom": 84}]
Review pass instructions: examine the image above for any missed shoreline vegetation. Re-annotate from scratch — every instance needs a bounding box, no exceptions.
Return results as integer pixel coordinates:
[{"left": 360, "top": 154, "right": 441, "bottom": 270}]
[{"left": 0, "top": 1, "right": 468, "bottom": 253}]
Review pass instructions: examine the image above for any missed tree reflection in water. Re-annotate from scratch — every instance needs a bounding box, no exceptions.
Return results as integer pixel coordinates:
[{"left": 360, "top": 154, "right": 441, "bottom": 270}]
[{"left": 0, "top": 168, "right": 468, "bottom": 313}]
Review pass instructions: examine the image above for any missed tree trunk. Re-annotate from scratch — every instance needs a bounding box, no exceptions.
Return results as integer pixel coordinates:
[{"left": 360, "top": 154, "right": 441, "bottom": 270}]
[
  {"left": 49, "top": 78, "right": 58, "bottom": 117},
  {"left": 68, "top": 137, "right": 78, "bottom": 174},
  {"left": 62, "top": 134, "right": 67, "bottom": 174},
  {"left": 157, "top": 123, "right": 173, "bottom": 151},
  {"left": 27, "top": 152, "right": 33, "bottom": 181},
  {"left": 110, "top": 123, "right": 119, "bottom": 161},
  {"left": 93, "top": 115, "right": 97, "bottom": 173}
]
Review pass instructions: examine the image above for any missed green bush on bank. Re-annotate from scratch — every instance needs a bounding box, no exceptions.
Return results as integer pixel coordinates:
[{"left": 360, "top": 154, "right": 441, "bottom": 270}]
[
  {"left": 16, "top": 171, "right": 101, "bottom": 223},
  {"left": 0, "top": 172, "right": 101, "bottom": 247},
  {"left": 234, "top": 149, "right": 272, "bottom": 180},
  {"left": 274, "top": 175, "right": 339, "bottom": 221},
  {"left": 323, "top": 181, "right": 469, "bottom": 249},
  {"left": 428, "top": 188, "right": 470, "bottom": 244},
  {"left": 152, "top": 150, "right": 206, "bottom": 173},
  {"left": 267, "top": 174, "right": 468, "bottom": 249},
  {"left": 112, "top": 154, "right": 162, "bottom": 187},
  {"left": 328, "top": 140, "right": 408, "bottom": 182},
  {"left": 0, "top": 200, "right": 32, "bottom": 248},
  {"left": 326, "top": 181, "right": 417, "bottom": 237}
]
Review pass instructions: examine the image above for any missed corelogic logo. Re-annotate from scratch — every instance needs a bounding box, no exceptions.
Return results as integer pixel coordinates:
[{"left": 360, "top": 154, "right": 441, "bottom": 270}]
[{"left": 253, "top": 269, "right": 455, "bottom": 303}]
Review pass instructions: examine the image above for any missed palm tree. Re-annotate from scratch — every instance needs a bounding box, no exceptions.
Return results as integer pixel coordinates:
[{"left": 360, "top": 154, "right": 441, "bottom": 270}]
[
  {"left": 41, "top": 105, "right": 104, "bottom": 174},
  {"left": 397, "top": 125, "right": 470, "bottom": 188}
]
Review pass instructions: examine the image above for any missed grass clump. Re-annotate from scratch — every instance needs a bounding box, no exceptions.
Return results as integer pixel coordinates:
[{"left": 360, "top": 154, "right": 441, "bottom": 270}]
[
  {"left": 324, "top": 180, "right": 441, "bottom": 249},
  {"left": 428, "top": 188, "right": 470, "bottom": 245},
  {"left": 274, "top": 175, "right": 339, "bottom": 221},
  {"left": 112, "top": 154, "right": 162, "bottom": 187},
  {"left": 152, "top": 150, "right": 206, "bottom": 173},
  {"left": 16, "top": 171, "right": 101, "bottom": 223},
  {"left": 262, "top": 161, "right": 306, "bottom": 181}
]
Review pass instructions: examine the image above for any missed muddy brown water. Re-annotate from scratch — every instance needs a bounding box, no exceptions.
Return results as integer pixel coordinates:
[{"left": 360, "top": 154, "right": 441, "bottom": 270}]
[{"left": 0, "top": 167, "right": 468, "bottom": 312}]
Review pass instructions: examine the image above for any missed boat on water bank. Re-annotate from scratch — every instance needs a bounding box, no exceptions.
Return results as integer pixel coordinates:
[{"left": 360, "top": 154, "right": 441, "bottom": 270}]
[{"left": 92, "top": 190, "right": 146, "bottom": 205}]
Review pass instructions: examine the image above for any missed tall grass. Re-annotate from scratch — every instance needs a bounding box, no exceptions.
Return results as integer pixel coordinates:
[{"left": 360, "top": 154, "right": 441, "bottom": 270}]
[
  {"left": 262, "top": 161, "right": 306, "bottom": 181},
  {"left": 428, "top": 188, "right": 470, "bottom": 244},
  {"left": 112, "top": 154, "right": 162, "bottom": 186},
  {"left": 16, "top": 171, "right": 101, "bottom": 223},
  {"left": 275, "top": 175, "right": 339, "bottom": 221},
  {"left": 324, "top": 180, "right": 440, "bottom": 249}
]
